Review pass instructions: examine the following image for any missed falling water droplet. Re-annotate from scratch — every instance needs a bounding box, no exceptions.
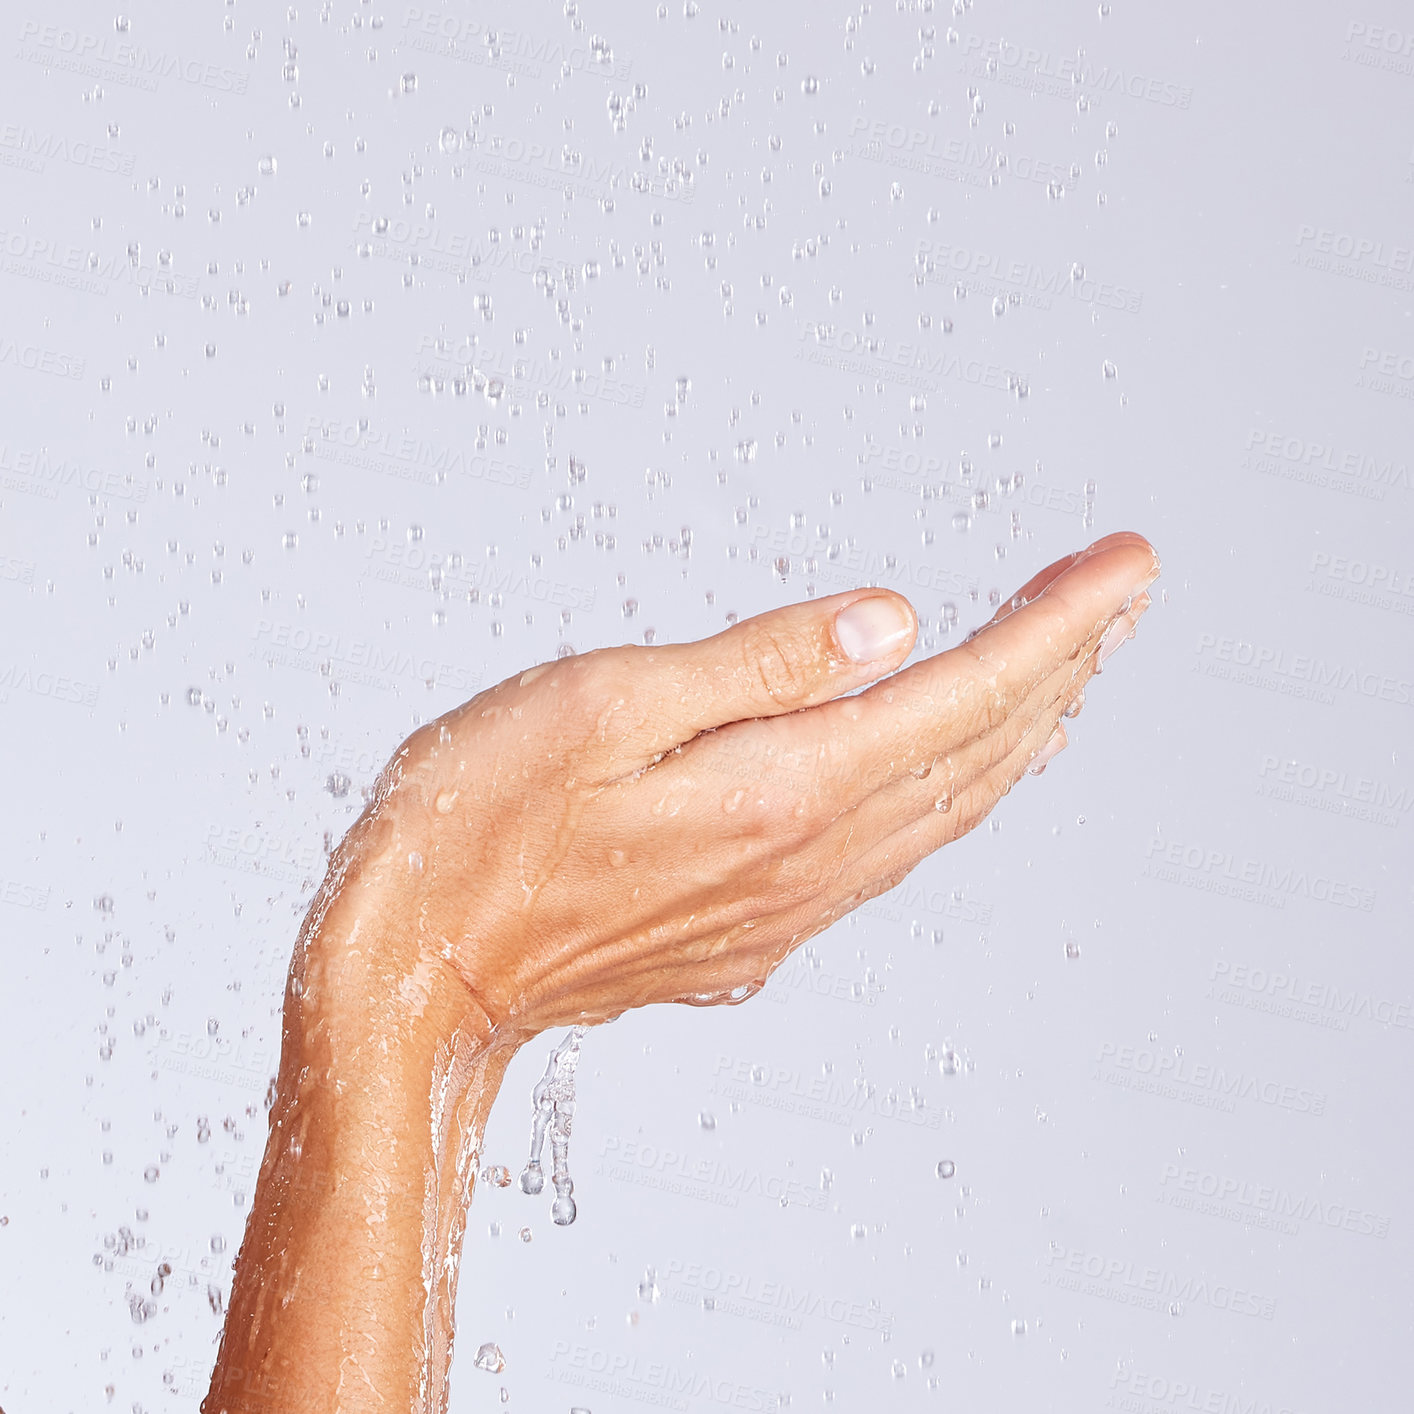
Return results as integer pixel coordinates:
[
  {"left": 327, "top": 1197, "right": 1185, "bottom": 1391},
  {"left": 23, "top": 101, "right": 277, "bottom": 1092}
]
[
  {"left": 473, "top": 1342, "right": 506, "bottom": 1373},
  {"left": 520, "top": 1027, "right": 587, "bottom": 1225}
]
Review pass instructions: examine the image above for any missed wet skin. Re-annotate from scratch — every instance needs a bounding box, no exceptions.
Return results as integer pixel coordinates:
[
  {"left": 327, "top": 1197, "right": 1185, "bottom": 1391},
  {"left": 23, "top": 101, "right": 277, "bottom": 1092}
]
[{"left": 204, "top": 531, "right": 1160, "bottom": 1414}]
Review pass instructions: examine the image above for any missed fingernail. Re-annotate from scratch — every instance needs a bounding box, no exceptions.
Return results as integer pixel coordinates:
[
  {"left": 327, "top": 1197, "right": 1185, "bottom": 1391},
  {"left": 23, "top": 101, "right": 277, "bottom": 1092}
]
[
  {"left": 1130, "top": 556, "right": 1162, "bottom": 597},
  {"left": 835, "top": 595, "right": 914, "bottom": 663},
  {"left": 1096, "top": 592, "right": 1151, "bottom": 670},
  {"left": 1026, "top": 725, "right": 1066, "bottom": 776}
]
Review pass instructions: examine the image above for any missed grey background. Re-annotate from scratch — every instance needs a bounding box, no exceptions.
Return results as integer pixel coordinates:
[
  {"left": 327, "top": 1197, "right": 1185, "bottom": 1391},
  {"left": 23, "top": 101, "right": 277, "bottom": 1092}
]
[{"left": 1, "top": 1, "right": 1410, "bottom": 1409}]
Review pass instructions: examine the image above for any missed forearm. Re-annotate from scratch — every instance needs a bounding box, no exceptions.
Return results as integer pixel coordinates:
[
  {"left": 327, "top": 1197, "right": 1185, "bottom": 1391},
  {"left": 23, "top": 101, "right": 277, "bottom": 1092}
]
[{"left": 205, "top": 896, "right": 515, "bottom": 1414}]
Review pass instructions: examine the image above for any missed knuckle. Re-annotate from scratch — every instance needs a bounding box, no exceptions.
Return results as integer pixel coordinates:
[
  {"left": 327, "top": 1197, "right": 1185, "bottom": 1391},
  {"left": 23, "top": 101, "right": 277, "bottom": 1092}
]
[
  {"left": 744, "top": 625, "right": 811, "bottom": 704},
  {"left": 749, "top": 842, "right": 823, "bottom": 912},
  {"left": 736, "top": 787, "right": 798, "bottom": 842},
  {"left": 546, "top": 646, "right": 630, "bottom": 730}
]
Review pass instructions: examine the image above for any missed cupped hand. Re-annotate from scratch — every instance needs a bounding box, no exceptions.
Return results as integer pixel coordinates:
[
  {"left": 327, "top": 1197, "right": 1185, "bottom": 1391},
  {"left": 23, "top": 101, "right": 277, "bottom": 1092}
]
[{"left": 309, "top": 532, "right": 1159, "bottom": 1047}]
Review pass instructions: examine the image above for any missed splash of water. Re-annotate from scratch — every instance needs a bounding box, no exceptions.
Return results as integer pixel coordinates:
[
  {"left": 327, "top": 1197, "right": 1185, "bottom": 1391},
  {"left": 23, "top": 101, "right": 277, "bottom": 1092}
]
[{"left": 519, "top": 1025, "right": 586, "bottom": 1225}]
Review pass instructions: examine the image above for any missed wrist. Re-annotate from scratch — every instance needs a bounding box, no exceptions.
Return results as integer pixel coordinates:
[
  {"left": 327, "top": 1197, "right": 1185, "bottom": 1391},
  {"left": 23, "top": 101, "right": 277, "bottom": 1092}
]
[
  {"left": 211, "top": 905, "right": 516, "bottom": 1413},
  {"left": 293, "top": 826, "right": 497, "bottom": 1054}
]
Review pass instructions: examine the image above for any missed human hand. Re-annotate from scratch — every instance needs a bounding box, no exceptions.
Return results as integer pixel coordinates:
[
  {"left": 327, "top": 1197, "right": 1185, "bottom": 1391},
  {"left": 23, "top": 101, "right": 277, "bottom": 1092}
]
[
  {"left": 306, "top": 531, "right": 1159, "bottom": 1048},
  {"left": 208, "top": 530, "right": 1159, "bottom": 1414}
]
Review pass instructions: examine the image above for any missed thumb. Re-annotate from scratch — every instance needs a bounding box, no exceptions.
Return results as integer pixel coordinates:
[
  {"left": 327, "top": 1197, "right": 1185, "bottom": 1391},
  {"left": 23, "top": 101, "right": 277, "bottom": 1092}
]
[{"left": 629, "top": 588, "right": 917, "bottom": 753}]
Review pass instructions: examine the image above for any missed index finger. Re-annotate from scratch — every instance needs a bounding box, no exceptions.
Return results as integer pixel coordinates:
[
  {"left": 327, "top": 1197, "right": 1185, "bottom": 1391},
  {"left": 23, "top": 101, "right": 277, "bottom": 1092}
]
[{"left": 800, "top": 533, "right": 1161, "bottom": 790}]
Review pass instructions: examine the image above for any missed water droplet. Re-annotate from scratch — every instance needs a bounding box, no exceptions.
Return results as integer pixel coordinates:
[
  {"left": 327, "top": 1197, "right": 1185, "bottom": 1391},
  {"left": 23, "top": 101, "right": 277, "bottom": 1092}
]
[
  {"left": 1102, "top": 360, "right": 1117, "bottom": 379},
  {"left": 1065, "top": 940, "right": 1081, "bottom": 959},
  {"left": 936, "top": 1159, "right": 956, "bottom": 1179},
  {"left": 699, "top": 1110, "right": 716, "bottom": 1130},
  {"left": 401, "top": 72, "right": 417, "bottom": 93},
  {"left": 519, "top": 1028, "right": 586, "bottom": 1224},
  {"left": 473, "top": 1342, "right": 506, "bottom": 1373}
]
